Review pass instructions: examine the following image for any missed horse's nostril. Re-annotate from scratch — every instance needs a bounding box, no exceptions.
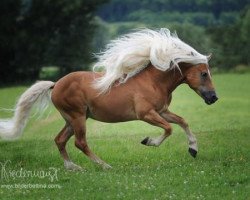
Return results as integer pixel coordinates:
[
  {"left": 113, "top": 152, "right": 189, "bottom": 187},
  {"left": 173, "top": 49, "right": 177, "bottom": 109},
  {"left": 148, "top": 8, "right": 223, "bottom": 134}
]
[{"left": 212, "top": 95, "right": 218, "bottom": 102}]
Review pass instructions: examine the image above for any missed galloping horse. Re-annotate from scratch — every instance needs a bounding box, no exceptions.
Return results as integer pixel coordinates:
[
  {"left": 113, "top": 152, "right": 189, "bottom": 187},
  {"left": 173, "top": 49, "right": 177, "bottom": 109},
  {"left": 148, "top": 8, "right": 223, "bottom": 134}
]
[{"left": 0, "top": 29, "right": 218, "bottom": 170}]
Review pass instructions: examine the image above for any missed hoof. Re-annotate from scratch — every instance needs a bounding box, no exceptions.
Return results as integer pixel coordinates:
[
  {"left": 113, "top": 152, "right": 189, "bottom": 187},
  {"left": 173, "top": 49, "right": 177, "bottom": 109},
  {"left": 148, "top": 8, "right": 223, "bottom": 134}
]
[
  {"left": 102, "top": 163, "right": 112, "bottom": 170},
  {"left": 188, "top": 148, "right": 197, "bottom": 158},
  {"left": 141, "top": 137, "right": 149, "bottom": 145},
  {"left": 64, "top": 161, "right": 84, "bottom": 171}
]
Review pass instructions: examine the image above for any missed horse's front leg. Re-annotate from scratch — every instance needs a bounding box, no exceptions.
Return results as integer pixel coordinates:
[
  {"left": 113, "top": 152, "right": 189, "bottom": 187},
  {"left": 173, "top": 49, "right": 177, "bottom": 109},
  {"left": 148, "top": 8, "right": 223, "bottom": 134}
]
[
  {"left": 139, "top": 109, "right": 172, "bottom": 147},
  {"left": 161, "top": 110, "right": 198, "bottom": 157}
]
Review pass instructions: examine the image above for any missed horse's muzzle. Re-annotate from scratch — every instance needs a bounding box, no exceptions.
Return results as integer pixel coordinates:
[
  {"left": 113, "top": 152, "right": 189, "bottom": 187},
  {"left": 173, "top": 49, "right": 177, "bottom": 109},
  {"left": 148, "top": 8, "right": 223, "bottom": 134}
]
[{"left": 201, "top": 91, "right": 218, "bottom": 105}]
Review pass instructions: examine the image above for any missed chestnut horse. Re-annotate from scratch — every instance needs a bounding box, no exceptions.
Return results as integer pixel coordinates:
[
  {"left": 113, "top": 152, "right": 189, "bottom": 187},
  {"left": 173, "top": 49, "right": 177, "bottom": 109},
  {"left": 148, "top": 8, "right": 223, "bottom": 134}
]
[{"left": 0, "top": 29, "right": 218, "bottom": 170}]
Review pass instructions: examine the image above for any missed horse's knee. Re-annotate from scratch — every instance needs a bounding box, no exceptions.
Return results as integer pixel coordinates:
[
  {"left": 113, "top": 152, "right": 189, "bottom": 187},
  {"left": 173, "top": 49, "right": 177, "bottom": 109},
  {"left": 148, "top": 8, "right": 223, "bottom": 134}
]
[
  {"left": 54, "top": 126, "right": 72, "bottom": 149},
  {"left": 54, "top": 136, "right": 60, "bottom": 145},
  {"left": 180, "top": 119, "right": 188, "bottom": 129},
  {"left": 54, "top": 134, "right": 63, "bottom": 145},
  {"left": 75, "top": 140, "right": 88, "bottom": 152},
  {"left": 54, "top": 137, "right": 66, "bottom": 151},
  {"left": 166, "top": 126, "right": 172, "bottom": 134},
  {"left": 165, "top": 126, "right": 172, "bottom": 135}
]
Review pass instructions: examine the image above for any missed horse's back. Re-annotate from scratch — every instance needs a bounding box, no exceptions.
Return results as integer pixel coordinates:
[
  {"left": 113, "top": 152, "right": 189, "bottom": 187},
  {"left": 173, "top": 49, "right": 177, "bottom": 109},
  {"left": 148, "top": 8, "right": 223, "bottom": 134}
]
[
  {"left": 50, "top": 67, "right": 169, "bottom": 122},
  {"left": 51, "top": 71, "right": 138, "bottom": 122}
]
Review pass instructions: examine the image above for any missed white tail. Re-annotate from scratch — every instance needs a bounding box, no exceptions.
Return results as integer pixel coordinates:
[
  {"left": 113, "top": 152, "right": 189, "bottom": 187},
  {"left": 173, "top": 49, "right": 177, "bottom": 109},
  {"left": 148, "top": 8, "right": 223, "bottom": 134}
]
[{"left": 0, "top": 81, "right": 55, "bottom": 140}]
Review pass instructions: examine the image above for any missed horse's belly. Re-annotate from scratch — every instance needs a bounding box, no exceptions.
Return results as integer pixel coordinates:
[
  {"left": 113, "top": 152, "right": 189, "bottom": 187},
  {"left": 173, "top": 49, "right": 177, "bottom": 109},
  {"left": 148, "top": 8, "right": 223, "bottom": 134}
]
[{"left": 87, "top": 102, "right": 137, "bottom": 123}]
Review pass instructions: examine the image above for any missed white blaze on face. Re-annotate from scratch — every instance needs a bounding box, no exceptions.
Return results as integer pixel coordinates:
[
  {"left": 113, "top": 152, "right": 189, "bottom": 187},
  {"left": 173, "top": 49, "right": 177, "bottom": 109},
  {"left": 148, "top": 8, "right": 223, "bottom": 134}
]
[{"left": 207, "top": 66, "right": 212, "bottom": 78}]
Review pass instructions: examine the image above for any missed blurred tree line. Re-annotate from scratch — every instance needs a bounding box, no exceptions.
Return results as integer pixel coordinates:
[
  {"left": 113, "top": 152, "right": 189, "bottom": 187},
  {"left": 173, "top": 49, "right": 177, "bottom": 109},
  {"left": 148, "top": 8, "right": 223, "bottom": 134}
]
[
  {"left": 98, "top": 0, "right": 248, "bottom": 23},
  {"left": 209, "top": 7, "right": 250, "bottom": 69},
  {"left": 0, "top": 0, "right": 249, "bottom": 84},
  {"left": 0, "top": 0, "right": 106, "bottom": 83},
  {"left": 96, "top": 0, "right": 250, "bottom": 71}
]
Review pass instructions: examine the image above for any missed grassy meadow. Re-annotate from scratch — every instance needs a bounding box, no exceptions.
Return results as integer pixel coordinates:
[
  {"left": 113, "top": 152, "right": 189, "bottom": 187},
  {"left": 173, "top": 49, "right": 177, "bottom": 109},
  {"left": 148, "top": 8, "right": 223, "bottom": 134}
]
[{"left": 0, "top": 73, "right": 249, "bottom": 199}]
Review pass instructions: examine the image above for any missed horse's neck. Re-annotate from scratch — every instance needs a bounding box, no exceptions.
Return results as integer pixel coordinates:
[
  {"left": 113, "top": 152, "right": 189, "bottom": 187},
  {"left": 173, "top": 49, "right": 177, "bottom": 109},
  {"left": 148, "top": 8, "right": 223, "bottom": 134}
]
[{"left": 144, "top": 64, "right": 184, "bottom": 94}]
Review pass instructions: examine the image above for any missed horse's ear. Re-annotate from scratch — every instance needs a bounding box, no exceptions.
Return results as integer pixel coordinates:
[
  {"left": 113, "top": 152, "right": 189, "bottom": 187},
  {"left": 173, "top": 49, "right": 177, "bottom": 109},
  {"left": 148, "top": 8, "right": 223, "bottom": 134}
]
[{"left": 207, "top": 53, "right": 212, "bottom": 61}]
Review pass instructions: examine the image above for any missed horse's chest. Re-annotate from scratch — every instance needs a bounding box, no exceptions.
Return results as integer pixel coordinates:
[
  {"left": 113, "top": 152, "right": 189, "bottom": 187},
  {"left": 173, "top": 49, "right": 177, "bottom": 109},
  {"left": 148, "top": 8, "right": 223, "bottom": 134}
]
[
  {"left": 135, "top": 90, "right": 169, "bottom": 113},
  {"left": 148, "top": 91, "right": 170, "bottom": 111},
  {"left": 154, "top": 97, "right": 169, "bottom": 112}
]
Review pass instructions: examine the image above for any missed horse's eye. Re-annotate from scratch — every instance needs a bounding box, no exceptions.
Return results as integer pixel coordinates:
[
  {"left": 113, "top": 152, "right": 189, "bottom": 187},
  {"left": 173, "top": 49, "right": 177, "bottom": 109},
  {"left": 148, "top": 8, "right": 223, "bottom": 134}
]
[{"left": 201, "top": 72, "right": 208, "bottom": 78}]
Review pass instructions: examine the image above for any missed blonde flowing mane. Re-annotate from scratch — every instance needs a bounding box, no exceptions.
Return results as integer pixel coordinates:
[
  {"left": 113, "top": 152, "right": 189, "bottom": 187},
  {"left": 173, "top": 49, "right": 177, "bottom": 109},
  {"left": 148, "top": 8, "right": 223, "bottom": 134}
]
[{"left": 93, "top": 28, "right": 208, "bottom": 93}]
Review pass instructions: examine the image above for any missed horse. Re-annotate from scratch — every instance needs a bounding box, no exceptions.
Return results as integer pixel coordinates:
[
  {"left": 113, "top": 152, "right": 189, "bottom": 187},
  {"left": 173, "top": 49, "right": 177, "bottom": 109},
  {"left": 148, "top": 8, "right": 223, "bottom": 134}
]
[{"left": 0, "top": 28, "right": 218, "bottom": 170}]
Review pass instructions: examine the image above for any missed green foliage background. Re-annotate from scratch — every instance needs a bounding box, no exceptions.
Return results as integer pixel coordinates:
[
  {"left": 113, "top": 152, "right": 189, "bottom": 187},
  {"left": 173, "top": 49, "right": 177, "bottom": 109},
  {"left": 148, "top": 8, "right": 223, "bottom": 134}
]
[
  {"left": 0, "top": 0, "right": 107, "bottom": 83},
  {"left": 0, "top": 0, "right": 249, "bottom": 84},
  {"left": 96, "top": 1, "right": 250, "bottom": 71}
]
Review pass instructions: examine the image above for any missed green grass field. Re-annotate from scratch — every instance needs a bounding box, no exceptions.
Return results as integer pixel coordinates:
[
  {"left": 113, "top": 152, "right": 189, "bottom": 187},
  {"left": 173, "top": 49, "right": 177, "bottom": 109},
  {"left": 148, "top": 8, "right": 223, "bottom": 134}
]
[{"left": 0, "top": 74, "right": 249, "bottom": 199}]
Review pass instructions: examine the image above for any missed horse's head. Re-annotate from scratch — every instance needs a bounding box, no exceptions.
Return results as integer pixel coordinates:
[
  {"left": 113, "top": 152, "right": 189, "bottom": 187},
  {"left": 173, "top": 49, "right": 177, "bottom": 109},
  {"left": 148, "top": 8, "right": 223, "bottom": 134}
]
[{"left": 182, "top": 61, "right": 218, "bottom": 105}]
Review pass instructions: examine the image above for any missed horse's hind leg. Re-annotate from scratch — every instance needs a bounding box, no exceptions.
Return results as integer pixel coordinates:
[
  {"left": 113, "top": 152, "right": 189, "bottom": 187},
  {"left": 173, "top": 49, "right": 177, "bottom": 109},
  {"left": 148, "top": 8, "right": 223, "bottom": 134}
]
[
  {"left": 54, "top": 124, "right": 83, "bottom": 171},
  {"left": 71, "top": 115, "right": 112, "bottom": 169}
]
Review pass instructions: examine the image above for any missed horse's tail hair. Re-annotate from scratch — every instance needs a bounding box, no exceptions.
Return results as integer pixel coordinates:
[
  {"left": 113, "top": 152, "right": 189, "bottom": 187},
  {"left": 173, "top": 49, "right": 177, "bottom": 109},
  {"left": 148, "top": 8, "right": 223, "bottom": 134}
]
[{"left": 0, "top": 81, "right": 55, "bottom": 140}]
